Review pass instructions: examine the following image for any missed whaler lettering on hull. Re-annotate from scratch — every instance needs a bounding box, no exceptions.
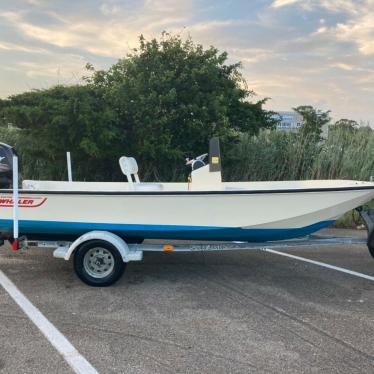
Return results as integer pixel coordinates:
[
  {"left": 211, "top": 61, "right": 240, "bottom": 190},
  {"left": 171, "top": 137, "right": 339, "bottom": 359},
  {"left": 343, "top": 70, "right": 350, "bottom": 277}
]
[{"left": 0, "top": 196, "right": 47, "bottom": 208}]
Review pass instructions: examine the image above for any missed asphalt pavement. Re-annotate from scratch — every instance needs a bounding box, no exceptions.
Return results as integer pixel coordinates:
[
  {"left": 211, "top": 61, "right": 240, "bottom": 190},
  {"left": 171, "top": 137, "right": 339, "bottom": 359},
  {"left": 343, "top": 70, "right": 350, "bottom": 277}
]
[{"left": 1, "top": 228, "right": 374, "bottom": 374}]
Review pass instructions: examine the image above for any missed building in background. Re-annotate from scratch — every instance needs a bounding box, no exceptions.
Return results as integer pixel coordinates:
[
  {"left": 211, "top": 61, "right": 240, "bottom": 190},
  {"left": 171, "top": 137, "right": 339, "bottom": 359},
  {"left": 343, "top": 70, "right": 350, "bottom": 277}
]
[
  {"left": 275, "top": 111, "right": 303, "bottom": 132},
  {"left": 275, "top": 110, "right": 330, "bottom": 137}
]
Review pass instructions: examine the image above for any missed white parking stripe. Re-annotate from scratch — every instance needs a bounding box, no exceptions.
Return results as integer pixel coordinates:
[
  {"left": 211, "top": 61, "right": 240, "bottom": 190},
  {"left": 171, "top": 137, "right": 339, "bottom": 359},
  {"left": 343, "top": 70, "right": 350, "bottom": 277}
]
[
  {"left": 0, "top": 270, "right": 99, "bottom": 374},
  {"left": 262, "top": 248, "right": 374, "bottom": 282}
]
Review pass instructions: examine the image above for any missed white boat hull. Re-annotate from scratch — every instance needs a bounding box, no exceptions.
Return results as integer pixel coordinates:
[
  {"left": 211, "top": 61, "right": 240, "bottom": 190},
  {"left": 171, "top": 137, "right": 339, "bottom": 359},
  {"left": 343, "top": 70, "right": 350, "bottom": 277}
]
[{"left": 1, "top": 180, "right": 374, "bottom": 241}]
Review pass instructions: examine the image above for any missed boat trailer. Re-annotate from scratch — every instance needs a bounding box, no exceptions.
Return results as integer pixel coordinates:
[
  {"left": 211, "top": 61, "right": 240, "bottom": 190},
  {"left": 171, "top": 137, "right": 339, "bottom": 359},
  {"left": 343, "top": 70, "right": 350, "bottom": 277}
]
[
  {"left": 2, "top": 155, "right": 374, "bottom": 286},
  {"left": 5, "top": 209, "right": 374, "bottom": 286}
]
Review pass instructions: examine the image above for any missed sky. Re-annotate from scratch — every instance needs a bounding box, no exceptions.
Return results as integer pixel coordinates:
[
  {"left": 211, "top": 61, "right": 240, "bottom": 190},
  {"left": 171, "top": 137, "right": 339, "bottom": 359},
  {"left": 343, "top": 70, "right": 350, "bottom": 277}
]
[{"left": 0, "top": 0, "right": 374, "bottom": 124}]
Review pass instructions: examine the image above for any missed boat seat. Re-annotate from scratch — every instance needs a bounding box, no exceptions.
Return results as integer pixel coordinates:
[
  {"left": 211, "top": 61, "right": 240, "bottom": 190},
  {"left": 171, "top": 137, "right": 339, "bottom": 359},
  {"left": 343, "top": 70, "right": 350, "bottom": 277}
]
[
  {"left": 119, "top": 156, "right": 163, "bottom": 191},
  {"left": 119, "top": 157, "right": 140, "bottom": 184}
]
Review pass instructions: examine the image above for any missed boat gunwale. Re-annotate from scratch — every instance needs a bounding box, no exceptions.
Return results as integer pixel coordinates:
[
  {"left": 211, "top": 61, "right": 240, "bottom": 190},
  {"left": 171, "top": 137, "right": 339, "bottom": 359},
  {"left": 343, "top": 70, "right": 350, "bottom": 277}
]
[{"left": 1, "top": 185, "right": 374, "bottom": 195}]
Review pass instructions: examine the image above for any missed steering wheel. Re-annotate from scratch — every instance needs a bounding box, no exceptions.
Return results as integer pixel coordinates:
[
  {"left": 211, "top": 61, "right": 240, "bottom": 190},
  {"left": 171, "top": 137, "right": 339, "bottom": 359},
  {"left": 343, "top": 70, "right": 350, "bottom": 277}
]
[{"left": 186, "top": 153, "right": 208, "bottom": 170}]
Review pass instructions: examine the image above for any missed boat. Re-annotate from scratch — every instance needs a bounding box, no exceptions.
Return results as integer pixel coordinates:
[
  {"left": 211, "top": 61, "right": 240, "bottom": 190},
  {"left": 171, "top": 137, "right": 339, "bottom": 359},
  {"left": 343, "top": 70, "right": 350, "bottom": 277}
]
[{"left": 1, "top": 138, "right": 374, "bottom": 243}]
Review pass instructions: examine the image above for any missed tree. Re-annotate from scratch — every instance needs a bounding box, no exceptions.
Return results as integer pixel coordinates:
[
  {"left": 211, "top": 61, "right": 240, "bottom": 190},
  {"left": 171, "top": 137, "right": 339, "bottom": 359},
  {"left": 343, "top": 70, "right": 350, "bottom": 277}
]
[
  {"left": 85, "top": 33, "right": 278, "bottom": 179},
  {"left": 0, "top": 33, "right": 277, "bottom": 181},
  {"left": 332, "top": 118, "right": 359, "bottom": 132},
  {"left": 0, "top": 85, "right": 118, "bottom": 180},
  {"left": 294, "top": 105, "right": 331, "bottom": 140}
]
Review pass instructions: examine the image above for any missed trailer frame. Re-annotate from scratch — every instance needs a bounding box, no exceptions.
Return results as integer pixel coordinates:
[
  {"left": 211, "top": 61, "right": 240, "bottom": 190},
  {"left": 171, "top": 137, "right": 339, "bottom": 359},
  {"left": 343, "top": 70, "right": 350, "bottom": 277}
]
[{"left": 11, "top": 227, "right": 370, "bottom": 286}]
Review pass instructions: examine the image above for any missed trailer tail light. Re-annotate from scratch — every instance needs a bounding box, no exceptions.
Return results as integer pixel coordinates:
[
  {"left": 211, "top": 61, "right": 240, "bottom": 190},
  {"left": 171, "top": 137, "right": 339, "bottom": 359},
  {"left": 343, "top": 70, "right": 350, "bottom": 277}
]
[{"left": 11, "top": 239, "right": 19, "bottom": 251}]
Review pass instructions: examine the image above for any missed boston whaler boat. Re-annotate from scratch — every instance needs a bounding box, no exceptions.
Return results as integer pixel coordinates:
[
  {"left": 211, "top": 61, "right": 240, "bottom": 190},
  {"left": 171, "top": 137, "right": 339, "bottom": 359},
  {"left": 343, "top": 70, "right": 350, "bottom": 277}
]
[{"left": 1, "top": 138, "right": 374, "bottom": 286}]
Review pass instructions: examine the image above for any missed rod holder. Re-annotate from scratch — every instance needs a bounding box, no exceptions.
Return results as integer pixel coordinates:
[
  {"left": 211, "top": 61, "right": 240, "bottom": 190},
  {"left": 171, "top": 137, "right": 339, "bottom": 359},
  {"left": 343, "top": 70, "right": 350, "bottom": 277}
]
[{"left": 66, "top": 152, "right": 73, "bottom": 182}]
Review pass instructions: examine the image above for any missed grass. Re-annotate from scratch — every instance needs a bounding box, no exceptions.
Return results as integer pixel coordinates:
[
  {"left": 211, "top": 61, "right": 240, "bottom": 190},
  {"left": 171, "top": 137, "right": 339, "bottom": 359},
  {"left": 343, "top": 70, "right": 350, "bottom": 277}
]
[
  {"left": 224, "top": 125, "right": 374, "bottom": 228},
  {"left": 225, "top": 126, "right": 374, "bottom": 182}
]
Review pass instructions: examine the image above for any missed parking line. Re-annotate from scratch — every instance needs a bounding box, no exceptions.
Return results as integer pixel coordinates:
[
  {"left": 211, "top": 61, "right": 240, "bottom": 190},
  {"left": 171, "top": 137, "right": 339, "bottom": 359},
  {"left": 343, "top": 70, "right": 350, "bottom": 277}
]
[
  {"left": 0, "top": 270, "right": 99, "bottom": 374},
  {"left": 262, "top": 248, "right": 374, "bottom": 282}
]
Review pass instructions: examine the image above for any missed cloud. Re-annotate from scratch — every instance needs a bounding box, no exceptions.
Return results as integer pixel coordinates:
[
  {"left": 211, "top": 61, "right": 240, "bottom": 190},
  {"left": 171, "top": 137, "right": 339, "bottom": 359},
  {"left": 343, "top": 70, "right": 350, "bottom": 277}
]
[
  {"left": 335, "top": 12, "right": 374, "bottom": 55},
  {"left": 316, "top": 0, "right": 360, "bottom": 14},
  {"left": 26, "top": 0, "right": 45, "bottom": 5},
  {"left": 0, "top": 10, "right": 129, "bottom": 57},
  {"left": 99, "top": 2, "right": 121, "bottom": 16},
  {"left": 227, "top": 47, "right": 274, "bottom": 65},
  {"left": 314, "top": 26, "right": 327, "bottom": 34},
  {"left": 182, "top": 19, "right": 250, "bottom": 33},
  {"left": 0, "top": 50, "right": 88, "bottom": 97},
  {"left": 310, "top": 2, "right": 374, "bottom": 56},
  {"left": 271, "top": 0, "right": 302, "bottom": 8},
  {"left": 271, "top": 0, "right": 361, "bottom": 13},
  {"left": 270, "top": 0, "right": 374, "bottom": 56},
  {"left": 0, "top": 0, "right": 373, "bottom": 123},
  {"left": 0, "top": 1, "right": 194, "bottom": 57},
  {"left": 330, "top": 62, "right": 354, "bottom": 71},
  {"left": 18, "top": 54, "right": 86, "bottom": 80},
  {"left": 0, "top": 40, "right": 48, "bottom": 54}
]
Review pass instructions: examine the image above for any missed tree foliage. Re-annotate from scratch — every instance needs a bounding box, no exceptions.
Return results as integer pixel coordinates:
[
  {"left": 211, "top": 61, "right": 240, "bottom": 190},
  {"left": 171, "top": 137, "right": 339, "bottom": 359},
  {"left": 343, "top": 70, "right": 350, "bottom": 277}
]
[
  {"left": 331, "top": 118, "right": 359, "bottom": 132},
  {"left": 0, "top": 85, "right": 117, "bottom": 180},
  {"left": 0, "top": 33, "right": 277, "bottom": 181},
  {"left": 294, "top": 105, "right": 331, "bottom": 140}
]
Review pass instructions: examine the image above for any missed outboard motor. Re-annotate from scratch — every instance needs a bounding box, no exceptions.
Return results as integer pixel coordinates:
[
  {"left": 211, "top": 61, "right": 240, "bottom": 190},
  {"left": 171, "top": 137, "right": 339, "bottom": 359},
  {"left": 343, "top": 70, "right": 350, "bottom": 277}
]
[{"left": 0, "top": 143, "right": 17, "bottom": 188}]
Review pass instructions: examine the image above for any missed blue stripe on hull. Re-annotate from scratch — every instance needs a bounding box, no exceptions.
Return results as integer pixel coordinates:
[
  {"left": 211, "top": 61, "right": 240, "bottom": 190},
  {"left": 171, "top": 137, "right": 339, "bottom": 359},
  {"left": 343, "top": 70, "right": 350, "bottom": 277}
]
[{"left": 0, "top": 219, "right": 334, "bottom": 242}]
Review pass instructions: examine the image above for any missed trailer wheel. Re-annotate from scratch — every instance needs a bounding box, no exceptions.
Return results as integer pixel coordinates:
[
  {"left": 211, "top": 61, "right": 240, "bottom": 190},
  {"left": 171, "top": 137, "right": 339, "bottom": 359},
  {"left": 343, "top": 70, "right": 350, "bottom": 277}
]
[{"left": 74, "top": 240, "right": 126, "bottom": 287}]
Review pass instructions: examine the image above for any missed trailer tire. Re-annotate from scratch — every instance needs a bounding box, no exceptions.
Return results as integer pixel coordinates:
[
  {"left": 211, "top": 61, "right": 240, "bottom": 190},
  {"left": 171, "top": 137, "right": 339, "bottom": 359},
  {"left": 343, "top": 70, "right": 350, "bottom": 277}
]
[{"left": 74, "top": 240, "right": 126, "bottom": 287}]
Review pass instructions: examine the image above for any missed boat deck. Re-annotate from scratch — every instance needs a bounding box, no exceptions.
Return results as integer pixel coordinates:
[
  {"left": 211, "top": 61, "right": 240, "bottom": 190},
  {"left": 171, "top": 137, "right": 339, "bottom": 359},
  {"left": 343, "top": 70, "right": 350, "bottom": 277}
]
[{"left": 21, "top": 179, "right": 374, "bottom": 192}]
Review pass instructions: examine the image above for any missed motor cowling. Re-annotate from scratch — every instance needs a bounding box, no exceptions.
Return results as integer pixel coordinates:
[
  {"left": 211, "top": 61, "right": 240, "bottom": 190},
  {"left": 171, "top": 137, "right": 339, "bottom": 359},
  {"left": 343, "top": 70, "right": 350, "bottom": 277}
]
[{"left": 0, "top": 143, "right": 17, "bottom": 188}]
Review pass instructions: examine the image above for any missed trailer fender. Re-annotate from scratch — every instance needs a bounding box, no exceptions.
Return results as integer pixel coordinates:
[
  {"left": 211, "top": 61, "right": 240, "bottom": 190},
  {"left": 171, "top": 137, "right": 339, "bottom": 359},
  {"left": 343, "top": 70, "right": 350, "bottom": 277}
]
[{"left": 63, "top": 231, "right": 142, "bottom": 262}]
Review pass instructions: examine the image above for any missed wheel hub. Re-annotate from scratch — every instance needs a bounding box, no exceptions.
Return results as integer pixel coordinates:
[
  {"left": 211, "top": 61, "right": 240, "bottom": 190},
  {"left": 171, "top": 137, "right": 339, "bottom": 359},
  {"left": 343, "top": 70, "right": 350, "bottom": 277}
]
[{"left": 83, "top": 247, "right": 114, "bottom": 278}]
